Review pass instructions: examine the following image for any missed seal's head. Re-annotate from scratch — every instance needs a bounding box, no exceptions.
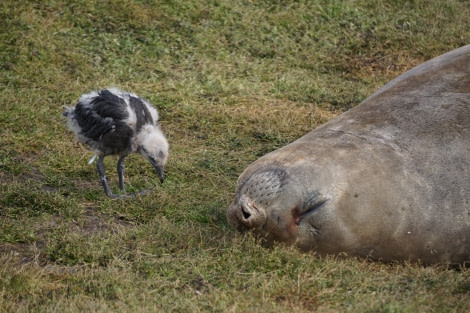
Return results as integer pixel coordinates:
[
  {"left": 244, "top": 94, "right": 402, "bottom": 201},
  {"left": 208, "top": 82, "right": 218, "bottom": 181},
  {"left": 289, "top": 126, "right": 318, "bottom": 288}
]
[
  {"left": 226, "top": 140, "right": 414, "bottom": 259},
  {"left": 227, "top": 161, "right": 335, "bottom": 248}
]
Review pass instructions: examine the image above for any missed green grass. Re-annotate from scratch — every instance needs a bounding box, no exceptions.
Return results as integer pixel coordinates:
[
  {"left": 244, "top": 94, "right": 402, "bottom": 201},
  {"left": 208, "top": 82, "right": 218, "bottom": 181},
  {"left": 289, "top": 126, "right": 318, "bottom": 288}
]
[{"left": 1, "top": 0, "right": 469, "bottom": 312}]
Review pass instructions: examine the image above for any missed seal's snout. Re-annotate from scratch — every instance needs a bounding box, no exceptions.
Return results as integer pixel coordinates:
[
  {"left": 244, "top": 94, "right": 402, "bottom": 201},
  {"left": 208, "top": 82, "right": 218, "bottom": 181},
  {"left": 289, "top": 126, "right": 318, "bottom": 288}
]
[
  {"left": 228, "top": 168, "right": 287, "bottom": 232},
  {"left": 227, "top": 194, "right": 267, "bottom": 231}
]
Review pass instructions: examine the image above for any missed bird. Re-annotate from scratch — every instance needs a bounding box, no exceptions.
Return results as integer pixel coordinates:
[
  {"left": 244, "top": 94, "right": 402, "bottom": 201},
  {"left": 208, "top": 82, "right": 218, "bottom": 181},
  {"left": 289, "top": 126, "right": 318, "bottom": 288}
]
[{"left": 63, "top": 87, "right": 169, "bottom": 199}]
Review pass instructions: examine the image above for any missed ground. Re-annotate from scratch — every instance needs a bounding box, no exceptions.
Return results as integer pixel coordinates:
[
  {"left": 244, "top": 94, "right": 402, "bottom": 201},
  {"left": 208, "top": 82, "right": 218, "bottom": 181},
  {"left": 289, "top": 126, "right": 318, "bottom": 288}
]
[{"left": 1, "top": 0, "right": 469, "bottom": 312}]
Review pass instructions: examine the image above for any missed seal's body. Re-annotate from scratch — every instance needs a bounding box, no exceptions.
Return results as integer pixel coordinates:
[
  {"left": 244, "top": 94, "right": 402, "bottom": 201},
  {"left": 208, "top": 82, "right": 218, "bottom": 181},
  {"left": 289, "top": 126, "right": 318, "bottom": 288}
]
[{"left": 227, "top": 45, "right": 470, "bottom": 265}]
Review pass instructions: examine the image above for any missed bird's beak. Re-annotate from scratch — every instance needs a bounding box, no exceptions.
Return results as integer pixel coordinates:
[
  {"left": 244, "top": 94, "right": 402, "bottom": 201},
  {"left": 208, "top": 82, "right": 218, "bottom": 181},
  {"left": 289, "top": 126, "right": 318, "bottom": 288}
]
[
  {"left": 148, "top": 158, "right": 165, "bottom": 183},
  {"left": 154, "top": 165, "right": 165, "bottom": 183}
]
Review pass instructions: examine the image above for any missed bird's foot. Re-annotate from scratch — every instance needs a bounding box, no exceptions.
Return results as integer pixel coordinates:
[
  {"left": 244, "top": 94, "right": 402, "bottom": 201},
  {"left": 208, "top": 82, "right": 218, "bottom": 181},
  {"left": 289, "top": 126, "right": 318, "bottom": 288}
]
[
  {"left": 125, "top": 188, "right": 155, "bottom": 198},
  {"left": 106, "top": 188, "right": 154, "bottom": 199}
]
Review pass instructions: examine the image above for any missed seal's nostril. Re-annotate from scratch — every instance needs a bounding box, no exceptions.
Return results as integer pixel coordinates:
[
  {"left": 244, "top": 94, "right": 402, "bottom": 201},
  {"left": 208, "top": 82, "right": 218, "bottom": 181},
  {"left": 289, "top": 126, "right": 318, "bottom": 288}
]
[
  {"left": 241, "top": 205, "right": 251, "bottom": 219},
  {"left": 232, "top": 195, "right": 267, "bottom": 231}
]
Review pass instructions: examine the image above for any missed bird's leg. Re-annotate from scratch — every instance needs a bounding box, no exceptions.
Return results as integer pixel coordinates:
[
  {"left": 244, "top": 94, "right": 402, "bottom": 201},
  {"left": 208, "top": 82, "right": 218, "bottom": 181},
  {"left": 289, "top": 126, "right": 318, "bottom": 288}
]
[
  {"left": 117, "top": 156, "right": 126, "bottom": 193},
  {"left": 118, "top": 157, "right": 154, "bottom": 197},
  {"left": 97, "top": 155, "right": 152, "bottom": 199},
  {"left": 97, "top": 156, "right": 117, "bottom": 198}
]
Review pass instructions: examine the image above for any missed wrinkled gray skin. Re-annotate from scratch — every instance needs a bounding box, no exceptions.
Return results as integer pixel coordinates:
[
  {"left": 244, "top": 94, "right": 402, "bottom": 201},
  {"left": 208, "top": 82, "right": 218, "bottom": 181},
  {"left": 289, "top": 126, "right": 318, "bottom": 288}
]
[{"left": 227, "top": 45, "right": 470, "bottom": 265}]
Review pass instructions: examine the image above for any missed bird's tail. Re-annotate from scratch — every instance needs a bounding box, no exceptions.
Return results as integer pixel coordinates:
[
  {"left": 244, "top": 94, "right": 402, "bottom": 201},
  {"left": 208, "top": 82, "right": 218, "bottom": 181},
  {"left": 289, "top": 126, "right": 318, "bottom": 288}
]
[{"left": 88, "top": 154, "right": 97, "bottom": 165}]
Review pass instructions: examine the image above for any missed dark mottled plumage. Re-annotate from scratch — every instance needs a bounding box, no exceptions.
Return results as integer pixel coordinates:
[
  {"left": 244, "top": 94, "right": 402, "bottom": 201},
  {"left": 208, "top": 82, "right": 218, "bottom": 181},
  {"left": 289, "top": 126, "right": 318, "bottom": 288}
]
[
  {"left": 63, "top": 87, "right": 169, "bottom": 199},
  {"left": 129, "top": 95, "right": 154, "bottom": 132}
]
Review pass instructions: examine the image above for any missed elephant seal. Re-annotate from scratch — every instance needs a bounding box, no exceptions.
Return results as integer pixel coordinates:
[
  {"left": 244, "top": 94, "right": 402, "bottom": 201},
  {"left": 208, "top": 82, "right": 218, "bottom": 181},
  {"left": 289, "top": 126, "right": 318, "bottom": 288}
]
[{"left": 227, "top": 45, "right": 470, "bottom": 265}]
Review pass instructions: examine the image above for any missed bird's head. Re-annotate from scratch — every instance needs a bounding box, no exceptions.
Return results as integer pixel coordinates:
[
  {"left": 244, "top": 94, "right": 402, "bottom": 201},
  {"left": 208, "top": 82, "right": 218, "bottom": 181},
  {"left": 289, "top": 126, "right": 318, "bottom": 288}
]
[{"left": 136, "top": 125, "right": 169, "bottom": 183}]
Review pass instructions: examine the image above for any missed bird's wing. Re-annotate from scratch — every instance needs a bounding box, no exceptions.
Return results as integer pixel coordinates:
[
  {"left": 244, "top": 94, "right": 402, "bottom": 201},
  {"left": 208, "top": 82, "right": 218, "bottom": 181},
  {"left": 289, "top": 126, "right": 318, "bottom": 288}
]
[
  {"left": 129, "top": 95, "right": 158, "bottom": 132},
  {"left": 74, "top": 90, "right": 131, "bottom": 142}
]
